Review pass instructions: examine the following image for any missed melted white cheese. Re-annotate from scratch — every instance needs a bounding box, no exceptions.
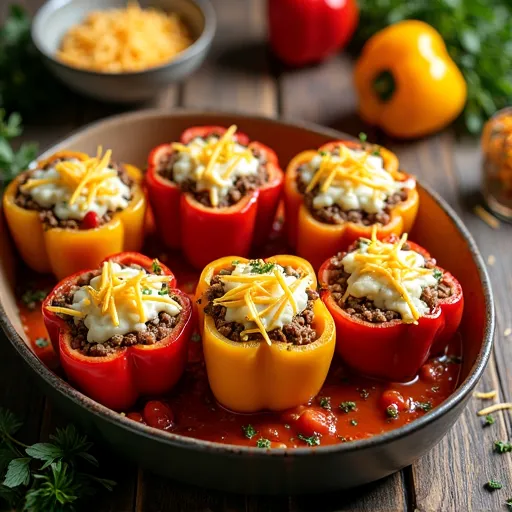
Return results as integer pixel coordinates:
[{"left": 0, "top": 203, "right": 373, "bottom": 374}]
[
  {"left": 28, "top": 161, "right": 131, "bottom": 221},
  {"left": 341, "top": 243, "right": 438, "bottom": 322},
  {"left": 70, "top": 263, "right": 181, "bottom": 344},
  {"left": 221, "top": 262, "right": 311, "bottom": 331},
  {"left": 300, "top": 149, "right": 405, "bottom": 214},
  {"left": 172, "top": 137, "right": 260, "bottom": 204}
]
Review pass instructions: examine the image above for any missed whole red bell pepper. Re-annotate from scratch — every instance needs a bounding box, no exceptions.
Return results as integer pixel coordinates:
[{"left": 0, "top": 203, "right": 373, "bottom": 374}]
[
  {"left": 318, "top": 238, "right": 464, "bottom": 381},
  {"left": 42, "top": 252, "right": 193, "bottom": 411},
  {"left": 146, "top": 126, "right": 284, "bottom": 269},
  {"left": 268, "top": 0, "right": 359, "bottom": 67}
]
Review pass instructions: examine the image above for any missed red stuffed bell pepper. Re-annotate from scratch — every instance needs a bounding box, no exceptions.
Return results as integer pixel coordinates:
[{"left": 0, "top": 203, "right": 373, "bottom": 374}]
[
  {"left": 318, "top": 229, "right": 464, "bottom": 381},
  {"left": 42, "top": 252, "right": 194, "bottom": 411},
  {"left": 146, "top": 125, "right": 284, "bottom": 269}
]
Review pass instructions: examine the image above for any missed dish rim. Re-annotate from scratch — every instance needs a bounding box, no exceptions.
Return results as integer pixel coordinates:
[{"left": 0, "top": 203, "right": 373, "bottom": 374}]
[
  {"left": 31, "top": 0, "right": 217, "bottom": 77},
  {"left": 0, "top": 109, "right": 495, "bottom": 457}
]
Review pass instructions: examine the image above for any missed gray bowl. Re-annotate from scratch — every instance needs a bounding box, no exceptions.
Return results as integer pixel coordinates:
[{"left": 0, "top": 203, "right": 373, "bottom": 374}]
[{"left": 31, "top": 0, "right": 216, "bottom": 103}]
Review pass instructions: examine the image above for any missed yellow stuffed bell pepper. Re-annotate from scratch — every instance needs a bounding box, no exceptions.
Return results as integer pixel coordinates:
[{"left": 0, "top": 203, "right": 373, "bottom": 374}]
[
  {"left": 195, "top": 255, "right": 335, "bottom": 413},
  {"left": 354, "top": 20, "right": 467, "bottom": 139},
  {"left": 3, "top": 150, "right": 146, "bottom": 280}
]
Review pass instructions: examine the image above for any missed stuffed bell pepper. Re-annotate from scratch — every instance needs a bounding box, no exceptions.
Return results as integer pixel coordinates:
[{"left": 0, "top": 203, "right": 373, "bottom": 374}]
[
  {"left": 318, "top": 228, "right": 464, "bottom": 381},
  {"left": 3, "top": 149, "right": 146, "bottom": 280},
  {"left": 42, "top": 252, "right": 194, "bottom": 411},
  {"left": 146, "top": 125, "right": 284, "bottom": 269},
  {"left": 195, "top": 255, "right": 335, "bottom": 413},
  {"left": 284, "top": 139, "right": 419, "bottom": 269}
]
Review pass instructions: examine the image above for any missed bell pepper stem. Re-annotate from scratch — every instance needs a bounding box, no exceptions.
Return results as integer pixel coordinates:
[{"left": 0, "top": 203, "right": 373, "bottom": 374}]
[{"left": 373, "top": 70, "right": 395, "bottom": 102}]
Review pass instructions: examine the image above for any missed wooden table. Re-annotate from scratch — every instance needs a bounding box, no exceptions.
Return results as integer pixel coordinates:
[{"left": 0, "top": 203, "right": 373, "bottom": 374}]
[{"left": 1, "top": 1, "right": 512, "bottom": 510}]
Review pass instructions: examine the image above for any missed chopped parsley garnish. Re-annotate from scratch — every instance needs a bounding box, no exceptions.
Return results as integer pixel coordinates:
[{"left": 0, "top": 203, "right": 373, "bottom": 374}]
[
  {"left": 386, "top": 405, "right": 399, "bottom": 419},
  {"left": 297, "top": 434, "right": 320, "bottom": 446},
  {"left": 231, "top": 260, "right": 240, "bottom": 266},
  {"left": 506, "top": 498, "right": 512, "bottom": 511},
  {"left": 151, "top": 259, "right": 162, "bottom": 274},
  {"left": 158, "top": 284, "right": 168, "bottom": 296},
  {"left": 360, "top": 389, "right": 370, "bottom": 400},
  {"left": 358, "top": 132, "right": 368, "bottom": 143},
  {"left": 242, "top": 424, "right": 257, "bottom": 440},
  {"left": 484, "top": 414, "right": 495, "bottom": 427},
  {"left": 35, "top": 337, "right": 49, "bottom": 348},
  {"left": 319, "top": 397, "right": 331, "bottom": 410},
  {"left": 415, "top": 401, "right": 433, "bottom": 412},
  {"left": 350, "top": 419, "right": 358, "bottom": 426},
  {"left": 371, "top": 148, "right": 381, "bottom": 157},
  {"left": 256, "top": 438, "right": 271, "bottom": 449},
  {"left": 433, "top": 268, "right": 443, "bottom": 280},
  {"left": 142, "top": 288, "right": 152, "bottom": 295},
  {"left": 485, "top": 479, "right": 503, "bottom": 491},
  {"left": 21, "top": 289, "right": 48, "bottom": 310},
  {"left": 339, "top": 401, "right": 357, "bottom": 413},
  {"left": 318, "top": 150, "right": 327, "bottom": 156},
  {"left": 494, "top": 441, "right": 512, "bottom": 453},
  {"left": 248, "top": 260, "right": 276, "bottom": 274},
  {"left": 191, "top": 332, "right": 201, "bottom": 343}
]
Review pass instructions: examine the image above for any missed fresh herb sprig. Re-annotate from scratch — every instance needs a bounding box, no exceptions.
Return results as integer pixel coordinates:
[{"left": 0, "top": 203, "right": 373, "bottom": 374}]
[
  {"left": 0, "top": 109, "right": 37, "bottom": 191},
  {"left": 297, "top": 434, "right": 320, "bottom": 447},
  {"left": 353, "top": 0, "right": 512, "bottom": 133},
  {"left": 494, "top": 441, "right": 512, "bottom": 454},
  {"left": 248, "top": 260, "right": 275, "bottom": 274},
  {"left": 0, "top": 408, "right": 115, "bottom": 511}
]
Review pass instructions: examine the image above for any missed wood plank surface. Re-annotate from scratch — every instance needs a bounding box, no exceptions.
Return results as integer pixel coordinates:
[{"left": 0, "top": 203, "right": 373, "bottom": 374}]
[{"left": 2, "top": 0, "right": 511, "bottom": 510}]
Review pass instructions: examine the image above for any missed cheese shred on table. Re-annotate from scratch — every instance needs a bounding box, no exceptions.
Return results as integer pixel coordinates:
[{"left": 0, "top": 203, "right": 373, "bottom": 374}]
[
  {"left": 477, "top": 403, "right": 512, "bottom": 416},
  {"left": 57, "top": 2, "right": 193, "bottom": 73},
  {"left": 473, "top": 390, "right": 498, "bottom": 400}
]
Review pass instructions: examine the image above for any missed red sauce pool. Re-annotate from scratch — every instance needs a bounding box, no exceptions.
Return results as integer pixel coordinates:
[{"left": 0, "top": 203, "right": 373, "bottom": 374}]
[{"left": 15, "top": 232, "right": 462, "bottom": 449}]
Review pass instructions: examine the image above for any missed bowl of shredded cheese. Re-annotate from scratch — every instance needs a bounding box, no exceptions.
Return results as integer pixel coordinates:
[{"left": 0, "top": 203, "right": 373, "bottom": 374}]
[{"left": 31, "top": 0, "right": 216, "bottom": 102}]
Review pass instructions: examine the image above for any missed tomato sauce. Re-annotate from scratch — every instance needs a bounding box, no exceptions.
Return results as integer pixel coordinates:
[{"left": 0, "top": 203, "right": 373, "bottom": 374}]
[{"left": 14, "top": 230, "right": 462, "bottom": 449}]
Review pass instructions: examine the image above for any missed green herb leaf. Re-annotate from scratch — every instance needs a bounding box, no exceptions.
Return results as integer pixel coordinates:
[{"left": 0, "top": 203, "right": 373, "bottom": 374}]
[
  {"left": 20, "top": 289, "right": 48, "bottom": 310},
  {"left": 231, "top": 260, "right": 240, "bottom": 266},
  {"left": 350, "top": 419, "right": 358, "bottom": 426},
  {"left": 142, "top": 288, "right": 152, "bottom": 295},
  {"left": 360, "top": 389, "right": 370, "bottom": 400},
  {"left": 386, "top": 405, "right": 399, "bottom": 419},
  {"left": 297, "top": 434, "right": 320, "bottom": 446},
  {"left": 0, "top": 408, "right": 22, "bottom": 439},
  {"left": 433, "top": 269, "right": 443, "bottom": 281},
  {"left": 358, "top": 132, "right": 368, "bottom": 143},
  {"left": 151, "top": 259, "right": 162, "bottom": 274},
  {"left": 256, "top": 438, "right": 271, "bottom": 449},
  {"left": 3, "top": 458, "right": 31, "bottom": 488},
  {"left": 248, "top": 260, "right": 275, "bottom": 274},
  {"left": 484, "top": 414, "right": 495, "bottom": 427},
  {"left": 371, "top": 149, "right": 381, "bottom": 157},
  {"left": 319, "top": 397, "right": 331, "bottom": 410},
  {"left": 35, "top": 337, "right": 49, "bottom": 349},
  {"left": 191, "top": 332, "right": 201, "bottom": 343},
  {"left": 158, "top": 284, "right": 168, "bottom": 296},
  {"left": 485, "top": 479, "right": 503, "bottom": 491},
  {"left": 415, "top": 401, "right": 433, "bottom": 412},
  {"left": 506, "top": 498, "right": 512, "bottom": 511},
  {"left": 241, "top": 425, "right": 257, "bottom": 440},
  {"left": 25, "top": 443, "right": 63, "bottom": 470},
  {"left": 339, "top": 401, "right": 357, "bottom": 413},
  {"left": 49, "top": 425, "right": 97, "bottom": 466},
  {"left": 494, "top": 441, "right": 512, "bottom": 453},
  {"left": 318, "top": 150, "right": 327, "bottom": 156}
]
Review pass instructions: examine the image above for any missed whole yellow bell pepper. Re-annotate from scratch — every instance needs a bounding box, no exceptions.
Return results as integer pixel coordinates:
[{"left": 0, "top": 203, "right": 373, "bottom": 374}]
[
  {"left": 195, "top": 255, "right": 336, "bottom": 413},
  {"left": 354, "top": 20, "right": 467, "bottom": 139},
  {"left": 3, "top": 150, "right": 146, "bottom": 280}
]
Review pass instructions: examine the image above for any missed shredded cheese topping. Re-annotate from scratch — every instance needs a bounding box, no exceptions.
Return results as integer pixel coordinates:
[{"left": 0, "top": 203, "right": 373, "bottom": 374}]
[
  {"left": 57, "top": 2, "right": 193, "bottom": 73},
  {"left": 20, "top": 148, "right": 131, "bottom": 221},
  {"left": 46, "top": 262, "right": 181, "bottom": 344},
  {"left": 169, "top": 125, "right": 260, "bottom": 207},
  {"left": 477, "top": 403, "right": 512, "bottom": 416},
  {"left": 340, "top": 227, "right": 440, "bottom": 324},
  {"left": 299, "top": 144, "right": 407, "bottom": 214},
  {"left": 212, "top": 261, "right": 312, "bottom": 345}
]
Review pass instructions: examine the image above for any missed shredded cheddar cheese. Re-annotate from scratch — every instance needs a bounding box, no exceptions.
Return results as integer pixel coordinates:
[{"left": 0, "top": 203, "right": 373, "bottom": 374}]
[
  {"left": 340, "top": 227, "right": 439, "bottom": 324},
  {"left": 57, "top": 2, "right": 193, "bottom": 73},
  {"left": 46, "top": 263, "right": 180, "bottom": 330},
  {"left": 477, "top": 403, "right": 512, "bottom": 416},
  {"left": 170, "top": 125, "right": 255, "bottom": 207},
  {"left": 473, "top": 390, "right": 498, "bottom": 400},
  {"left": 213, "top": 261, "right": 311, "bottom": 345}
]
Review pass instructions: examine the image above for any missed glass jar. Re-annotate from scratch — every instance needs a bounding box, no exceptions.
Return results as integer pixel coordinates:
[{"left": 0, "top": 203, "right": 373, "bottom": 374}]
[{"left": 482, "top": 107, "right": 512, "bottom": 221}]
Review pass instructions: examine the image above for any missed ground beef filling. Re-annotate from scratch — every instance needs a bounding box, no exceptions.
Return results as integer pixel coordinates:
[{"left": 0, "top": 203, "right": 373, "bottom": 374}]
[
  {"left": 14, "top": 159, "right": 134, "bottom": 230},
  {"left": 156, "top": 135, "right": 269, "bottom": 208},
  {"left": 296, "top": 148, "right": 409, "bottom": 226},
  {"left": 203, "top": 266, "right": 319, "bottom": 346},
  {"left": 50, "top": 265, "right": 181, "bottom": 357},
  {"left": 324, "top": 246, "right": 453, "bottom": 323}
]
